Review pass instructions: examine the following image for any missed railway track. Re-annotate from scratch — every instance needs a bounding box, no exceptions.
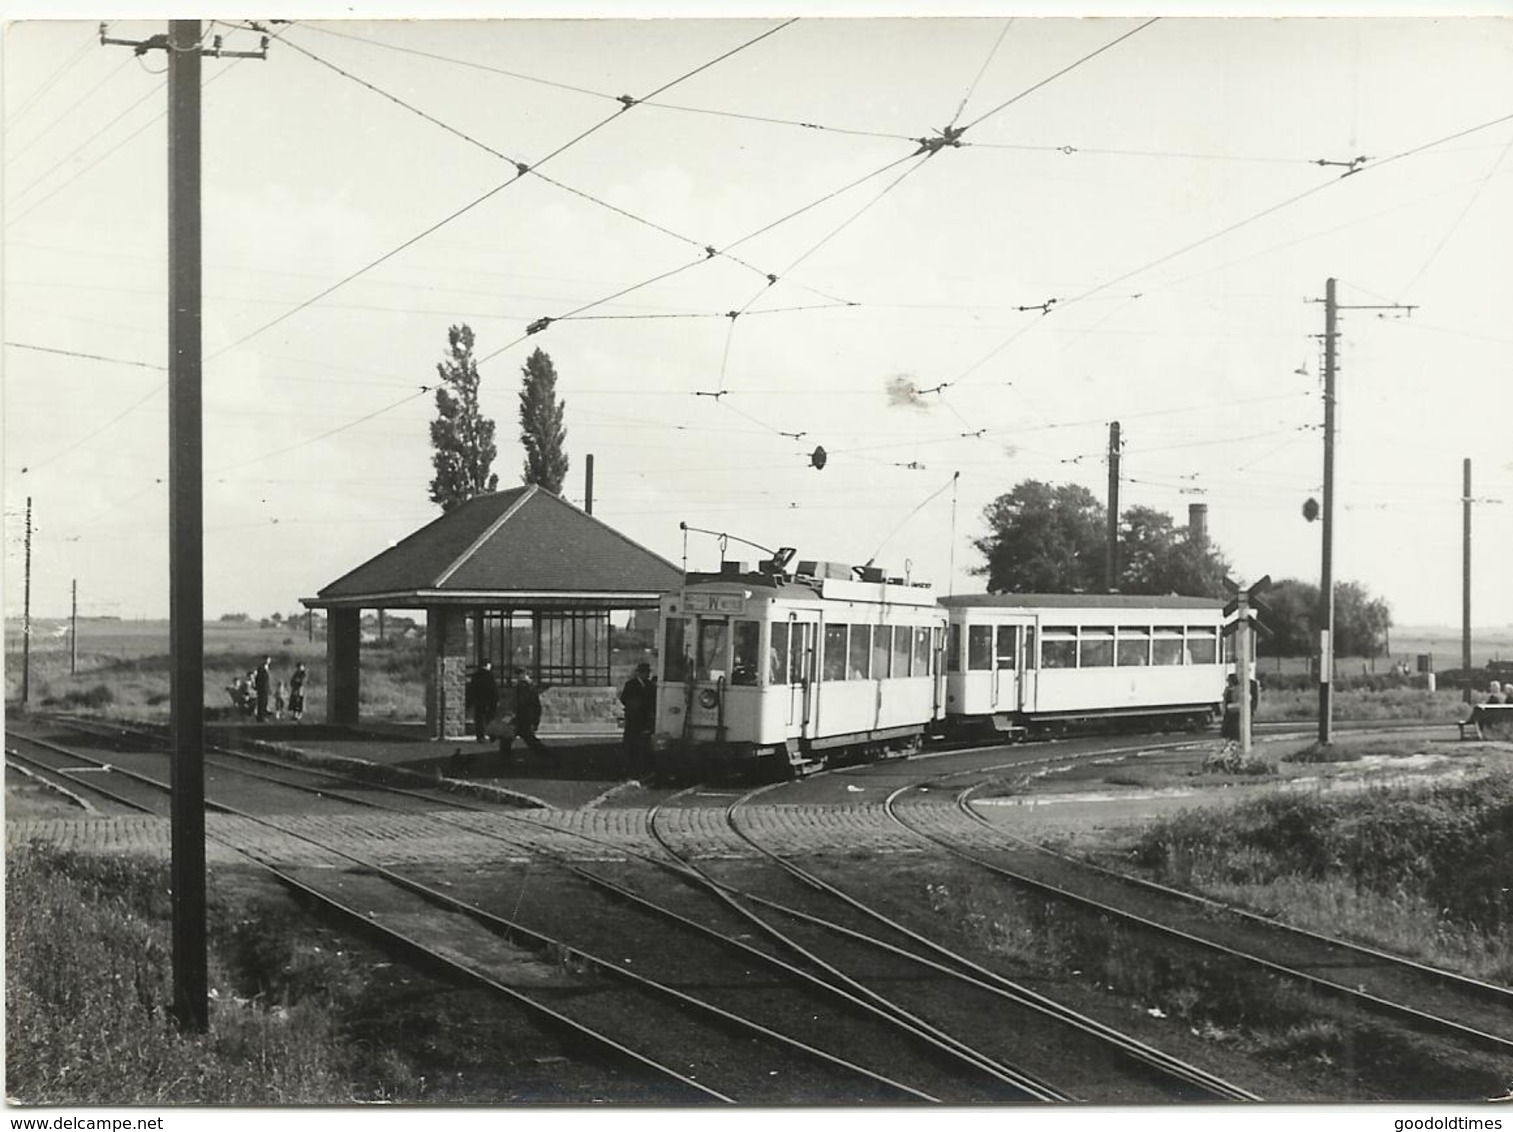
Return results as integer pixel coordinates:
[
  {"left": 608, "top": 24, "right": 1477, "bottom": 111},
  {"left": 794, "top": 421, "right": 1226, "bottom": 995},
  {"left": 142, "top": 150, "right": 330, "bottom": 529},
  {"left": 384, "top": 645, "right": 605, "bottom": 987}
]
[
  {"left": 10, "top": 715, "right": 1504, "bottom": 1101},
  {"left": 874, "top": 762, "right": 1513, "bottom": 1060},
  {"left": 1, "top": 721, "right": 1160, "bottom": 1101},
  {"left": 5, "top": 726, "right": 977, "bottom": 1102}
]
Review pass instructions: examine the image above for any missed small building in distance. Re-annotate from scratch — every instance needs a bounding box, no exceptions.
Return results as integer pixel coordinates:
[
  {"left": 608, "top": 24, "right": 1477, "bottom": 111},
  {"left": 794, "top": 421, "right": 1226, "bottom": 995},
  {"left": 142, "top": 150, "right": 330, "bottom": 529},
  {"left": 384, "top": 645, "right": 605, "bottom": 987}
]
[{"left": 303, "top": 485, "right": 682, "bottom": 738}]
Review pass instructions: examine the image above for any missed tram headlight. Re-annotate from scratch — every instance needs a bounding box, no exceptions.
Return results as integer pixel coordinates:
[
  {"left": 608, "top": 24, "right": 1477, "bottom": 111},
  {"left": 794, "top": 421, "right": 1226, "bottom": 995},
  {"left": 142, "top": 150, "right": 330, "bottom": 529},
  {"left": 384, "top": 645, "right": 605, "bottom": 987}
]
[{"left": 698, "top": 688, "right": 719, "bottom": 709}]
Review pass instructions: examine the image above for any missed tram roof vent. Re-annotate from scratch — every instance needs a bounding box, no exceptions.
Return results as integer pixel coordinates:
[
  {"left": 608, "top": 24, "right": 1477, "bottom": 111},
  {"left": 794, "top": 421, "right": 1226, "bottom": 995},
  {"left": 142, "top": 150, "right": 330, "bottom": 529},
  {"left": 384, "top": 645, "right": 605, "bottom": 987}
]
[
  {"left": 795, "top": 559, "right": 852, "bottom": 581},
  {"left": 855, "top": 565, "right": 886, "bottom": 584},
  {"left": 719, "top": 560, "right": 751, "bottom": 577}
]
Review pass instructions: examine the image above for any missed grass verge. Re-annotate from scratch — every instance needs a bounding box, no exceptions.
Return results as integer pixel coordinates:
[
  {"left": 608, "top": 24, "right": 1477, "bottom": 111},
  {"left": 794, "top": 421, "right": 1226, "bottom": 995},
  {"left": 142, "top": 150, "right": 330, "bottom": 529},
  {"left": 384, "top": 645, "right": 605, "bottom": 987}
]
[{"left": 4, "top": 845, "right": 596, "bottom": 1104}]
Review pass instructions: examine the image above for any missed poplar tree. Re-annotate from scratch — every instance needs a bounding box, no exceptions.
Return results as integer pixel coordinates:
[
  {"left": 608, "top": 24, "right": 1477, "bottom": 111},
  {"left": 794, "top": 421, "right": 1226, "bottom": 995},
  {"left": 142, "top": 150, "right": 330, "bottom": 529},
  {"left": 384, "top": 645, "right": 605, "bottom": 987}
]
[
  {"left": 428, "top": 324, "right": 498, "bottom": 511},
  {"left": 518, "top": 347, "right": 569, "bottom": 495}
]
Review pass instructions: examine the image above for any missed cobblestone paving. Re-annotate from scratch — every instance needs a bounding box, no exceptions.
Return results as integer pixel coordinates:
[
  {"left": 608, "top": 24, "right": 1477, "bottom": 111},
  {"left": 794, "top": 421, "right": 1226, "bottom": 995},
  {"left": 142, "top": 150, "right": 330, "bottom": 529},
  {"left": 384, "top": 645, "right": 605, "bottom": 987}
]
[{"left": 7, "top": 799, "right": 941, "bottom": 868}]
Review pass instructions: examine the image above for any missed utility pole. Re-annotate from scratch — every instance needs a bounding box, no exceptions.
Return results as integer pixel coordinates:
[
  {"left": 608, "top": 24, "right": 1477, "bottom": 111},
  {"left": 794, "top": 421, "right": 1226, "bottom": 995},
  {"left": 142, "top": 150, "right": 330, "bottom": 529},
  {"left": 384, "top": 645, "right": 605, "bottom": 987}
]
[
  {"left": 101, "top": 18, "right": 267, "bottom": 1037},
  {"left": 1312, "top": 279, "right": 1415, "bottom": 745},
  {"left": 1105, "top": 420, "right": 1121, "bottom": 592},
  {"left": 21, "top": 497, "right": 32, "bottom": 706},
  {"left": 1463, "top": 458, "right": 1473, "bottom": 705},
  {"left": 584, "top": 453, "right": 595, "bottom": 515},
  {"left": 71, "top": 579, "right": 78, "bottom": 676}
]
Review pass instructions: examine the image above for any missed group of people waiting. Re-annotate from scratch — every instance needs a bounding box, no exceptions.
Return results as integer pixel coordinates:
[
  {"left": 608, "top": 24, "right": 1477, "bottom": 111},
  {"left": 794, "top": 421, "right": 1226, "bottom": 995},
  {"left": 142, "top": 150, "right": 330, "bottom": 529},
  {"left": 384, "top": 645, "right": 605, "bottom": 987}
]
[
  {"left": 227, "top": 658, "right": 308, "bottom": 722},
  {"left": 463, "top": 658, "right": 659, "bottom": 783}
]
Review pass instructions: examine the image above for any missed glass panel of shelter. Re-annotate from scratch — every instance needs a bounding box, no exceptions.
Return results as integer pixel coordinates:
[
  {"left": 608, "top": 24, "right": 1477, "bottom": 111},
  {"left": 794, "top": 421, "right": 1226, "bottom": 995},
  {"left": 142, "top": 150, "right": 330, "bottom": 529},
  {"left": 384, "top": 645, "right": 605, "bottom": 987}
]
[{"left": 478, "top": 610, "right": 613, "bottom": 687}]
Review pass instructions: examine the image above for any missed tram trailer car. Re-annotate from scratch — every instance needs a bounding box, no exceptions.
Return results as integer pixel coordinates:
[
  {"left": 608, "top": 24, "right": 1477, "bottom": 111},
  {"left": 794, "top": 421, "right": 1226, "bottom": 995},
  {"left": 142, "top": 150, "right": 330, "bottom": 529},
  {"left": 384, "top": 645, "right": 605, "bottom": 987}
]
[
  {"left": 939, "top": 593, "right": 1230, "bottom": 739},
  {"left": 653, "top": 556, "right": 948, "bottom": 780}
]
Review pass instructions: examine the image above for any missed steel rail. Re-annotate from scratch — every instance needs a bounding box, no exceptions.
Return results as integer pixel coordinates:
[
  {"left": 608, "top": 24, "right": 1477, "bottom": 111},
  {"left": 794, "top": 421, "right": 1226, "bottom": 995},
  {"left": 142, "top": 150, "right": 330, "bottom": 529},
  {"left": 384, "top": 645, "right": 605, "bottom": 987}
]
[
  {"left": 723, "top": 779, "right": 1260, "bottom": 1102},
  {"left": 4, "top": 727, "right": 933, "bottom": 1103},
  {"left": 646, "top": 790, "right": 1067, "bottom": 1102},
  {"left": 951, "top": 779, "right": 1513, "bottom": 1009},
  {"left": 882, "top": 779, "right": 1513, "bottom": 1056}
]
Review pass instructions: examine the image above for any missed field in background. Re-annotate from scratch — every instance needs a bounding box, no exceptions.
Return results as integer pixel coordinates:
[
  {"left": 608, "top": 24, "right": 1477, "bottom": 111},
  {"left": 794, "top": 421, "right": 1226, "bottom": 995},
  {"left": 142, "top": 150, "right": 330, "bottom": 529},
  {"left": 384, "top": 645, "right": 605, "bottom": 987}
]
[{"left": 8, "top": 618, "right": 1513, "bottom": 725}]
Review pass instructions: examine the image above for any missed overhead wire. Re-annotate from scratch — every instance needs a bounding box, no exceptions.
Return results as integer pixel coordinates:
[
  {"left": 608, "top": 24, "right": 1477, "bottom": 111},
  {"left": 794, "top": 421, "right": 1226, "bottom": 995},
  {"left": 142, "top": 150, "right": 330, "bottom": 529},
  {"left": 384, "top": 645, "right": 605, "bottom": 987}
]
[
  {"left": 4, "top": 27, "right": 97, "bottom": 125},
  {"left": 296, "top": 19, "right": 916, "bottom": 143},
  {"left": 211, "top": 17, "right": 799, "bottom": 362},
  {"left": 959, "top": 18, "right": 1159, "bottom": 132},
  {"left": 1396, "top": 134, "right": 1513, "bottom": 299},
  {"left": 6, "top": 55, "right": 136, "bottom": 164}
]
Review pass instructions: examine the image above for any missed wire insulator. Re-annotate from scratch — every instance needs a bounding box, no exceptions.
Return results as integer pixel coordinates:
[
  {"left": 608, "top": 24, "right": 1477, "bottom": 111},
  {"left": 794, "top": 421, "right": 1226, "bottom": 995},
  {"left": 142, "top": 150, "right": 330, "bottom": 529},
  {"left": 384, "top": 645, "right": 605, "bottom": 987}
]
[
  {"left": 617, "top": 94, "right": 638, "bottom": 108},
  {"left": 526, "top": 317, "right": 552, "bottom": 335},
  {"left": 514, "top": 162, "right": 530, "bottom": 176}
]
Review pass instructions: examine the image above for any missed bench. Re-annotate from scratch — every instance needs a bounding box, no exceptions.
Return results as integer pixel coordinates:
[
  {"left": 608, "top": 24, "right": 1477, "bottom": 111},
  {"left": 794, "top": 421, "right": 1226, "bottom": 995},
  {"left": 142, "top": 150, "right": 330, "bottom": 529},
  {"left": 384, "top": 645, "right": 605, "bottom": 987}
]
[{"left": 1459, "top": 702, "right": 1513, "bottom": 739}]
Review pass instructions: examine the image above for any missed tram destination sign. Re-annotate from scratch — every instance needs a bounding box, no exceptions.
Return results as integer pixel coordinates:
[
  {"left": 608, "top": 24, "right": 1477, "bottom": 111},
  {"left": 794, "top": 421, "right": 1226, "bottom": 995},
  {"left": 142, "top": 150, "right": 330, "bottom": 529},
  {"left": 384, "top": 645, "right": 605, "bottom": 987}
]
[{"left": 683, "top": 593, "right": 745, "bottom": 614}]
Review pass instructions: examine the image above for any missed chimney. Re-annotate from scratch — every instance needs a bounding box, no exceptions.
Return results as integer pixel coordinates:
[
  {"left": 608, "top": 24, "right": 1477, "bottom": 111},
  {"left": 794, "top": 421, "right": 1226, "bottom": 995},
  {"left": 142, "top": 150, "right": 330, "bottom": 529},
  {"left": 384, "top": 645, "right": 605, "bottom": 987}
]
[
  {"left": 585, "top": 453, "right": 594, "bottom": 515},
  {"left": 1188, "top": 502, "right": 1208, "bottom": 545}
]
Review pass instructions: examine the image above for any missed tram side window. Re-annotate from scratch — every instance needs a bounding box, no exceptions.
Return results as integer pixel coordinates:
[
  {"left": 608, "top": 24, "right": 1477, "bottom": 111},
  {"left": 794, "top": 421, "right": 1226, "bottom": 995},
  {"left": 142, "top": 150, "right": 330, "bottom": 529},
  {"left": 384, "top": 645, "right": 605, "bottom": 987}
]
[
  {"left": 1041, "top": 627, "right": 1078, "bottom": 669},
  {"left": 1186, "top": 627, "right": 1218, "bottom": 665},
  {"left": 1116, "top": 627, "right": 1151, "bottom": 666},
  {"left": 892, "top": 625, "right": 911, "bottom": 678},
  {"left": 822, "top": 624, "right": 848, "bottom": 681},
  {"left": 663, "top": 616, "right": 691, "bottom": 682},
  {"left": 871, "top": 624, "right": 890, "bottom": 679},
  {"left": 1080, "top": 627, "right": 1115, "bottom": 668},
  {"left": 696, "top": 618, "right": 730, "bottom": 682},
  {"left": 770, "top": 621, "right": 790, "bottom": 685},
  {"left": 947, "top": 623, "right": 962, "bottom": 673},
  {"left": 967, "top": 625, "right": 993, "bottom": 670},
  {"left": 914, "top": 627, "right": 931, "bottom": 676},
  {"left": 850, "top": 623, "right": 872, "bottom": 680},
  {"left": 1152, "top": 627, "right": 1185, "bottom": 666},
  {"left": 995, "top": 624, "right": 1017, "bottom": 669},
  {"left": 731, "top": 620, "right": 760, "bottom": 685}
]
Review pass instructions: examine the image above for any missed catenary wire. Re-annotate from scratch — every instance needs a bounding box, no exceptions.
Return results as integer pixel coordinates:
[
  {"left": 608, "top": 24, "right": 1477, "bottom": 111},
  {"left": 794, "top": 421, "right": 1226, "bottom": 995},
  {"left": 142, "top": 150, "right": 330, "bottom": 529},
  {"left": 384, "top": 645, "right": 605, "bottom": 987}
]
[
  {"left": 4, "top": 27, "right": 97, "bottom": 125},
  {"left": 210, "top": 18, "right": 798, "bottom": 363},
  {"left": 277, "top": 31, "right": 852, "bottom": 310}
]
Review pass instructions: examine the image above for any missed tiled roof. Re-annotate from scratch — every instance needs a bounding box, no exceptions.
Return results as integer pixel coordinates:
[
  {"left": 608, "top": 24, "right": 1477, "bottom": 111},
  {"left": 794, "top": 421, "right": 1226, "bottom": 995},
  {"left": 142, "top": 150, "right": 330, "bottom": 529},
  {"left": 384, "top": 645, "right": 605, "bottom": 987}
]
[{"left": 315, "top": 486, "right": 682, "bottom": 602}]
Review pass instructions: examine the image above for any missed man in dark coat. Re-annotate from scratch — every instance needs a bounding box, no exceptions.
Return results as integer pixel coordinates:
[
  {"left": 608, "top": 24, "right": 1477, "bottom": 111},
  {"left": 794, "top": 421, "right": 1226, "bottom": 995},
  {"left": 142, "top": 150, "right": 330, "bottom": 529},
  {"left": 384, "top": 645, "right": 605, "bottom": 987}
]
[
  {"left": 466, "top": 661, "right": 499, "bottom": 742},
  {"left": 254, "top": 658, "right": 272, "bottom": 722},
  {"left": 619, "top": 661, "right": 657, "bottom": 782},
  {"left": 502, "top": 668, "right": 553, "bottom": 765}
]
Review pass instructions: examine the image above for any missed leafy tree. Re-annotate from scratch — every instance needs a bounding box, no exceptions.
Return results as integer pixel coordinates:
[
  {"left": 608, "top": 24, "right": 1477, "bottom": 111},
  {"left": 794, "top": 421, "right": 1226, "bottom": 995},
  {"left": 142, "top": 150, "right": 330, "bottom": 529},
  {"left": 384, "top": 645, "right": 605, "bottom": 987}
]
[
  {"left": 428, "top": 324, "right": 499, "bottom": 512},
  {"left": 973, "top": 481, "right": 1106, "bottom": 593},
  {"left": 1120, "top": 505, "right": 1230, "bottom": 598},
  {"left": 518, "top": 347, "right": 569, "bottom": 495},
  {"left": 973, "top": 481, "right": 1230, "bottom": 596},
  {"left": 1256, "top": 578, "right": 1393, "bottom": 657}
]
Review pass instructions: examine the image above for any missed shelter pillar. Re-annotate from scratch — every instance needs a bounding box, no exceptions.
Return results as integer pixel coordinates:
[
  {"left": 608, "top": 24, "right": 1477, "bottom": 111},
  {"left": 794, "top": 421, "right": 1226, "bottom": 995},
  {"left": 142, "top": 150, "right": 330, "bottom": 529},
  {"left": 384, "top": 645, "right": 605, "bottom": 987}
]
[
  {"left": 326, "top": 608, "right": 361, "bottom": 726},
  {"left": 427, "top": 607, "right": 469, "bottom": 739}
]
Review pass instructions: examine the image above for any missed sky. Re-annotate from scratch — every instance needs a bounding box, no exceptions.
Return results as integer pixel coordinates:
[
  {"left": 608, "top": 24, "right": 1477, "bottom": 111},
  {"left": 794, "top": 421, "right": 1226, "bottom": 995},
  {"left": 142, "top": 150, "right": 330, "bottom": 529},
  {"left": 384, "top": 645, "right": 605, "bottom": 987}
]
[{"left": 4, "top": 5, "right": 1512, "bottom": 630}]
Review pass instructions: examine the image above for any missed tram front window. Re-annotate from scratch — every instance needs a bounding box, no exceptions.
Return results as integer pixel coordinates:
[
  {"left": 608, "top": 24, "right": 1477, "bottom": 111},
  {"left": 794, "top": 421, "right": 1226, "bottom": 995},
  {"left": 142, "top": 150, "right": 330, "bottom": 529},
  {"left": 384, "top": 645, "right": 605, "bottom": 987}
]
[
  {"left": 696, "top": 618, "right": 731, "bottom": 682},
  {"left": 663, "top": 616, "right": 691, "bottom": 682},
  {"left": 731, "top": 620, "right": 760, "bottom": 685}
]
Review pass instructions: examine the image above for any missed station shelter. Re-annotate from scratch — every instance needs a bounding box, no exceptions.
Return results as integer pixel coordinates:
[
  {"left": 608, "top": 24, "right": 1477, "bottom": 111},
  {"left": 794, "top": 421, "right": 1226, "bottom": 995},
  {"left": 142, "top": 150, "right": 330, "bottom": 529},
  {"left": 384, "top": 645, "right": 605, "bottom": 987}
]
[{"left": 302, "top": 485, "right": 683, "bottom": 739}]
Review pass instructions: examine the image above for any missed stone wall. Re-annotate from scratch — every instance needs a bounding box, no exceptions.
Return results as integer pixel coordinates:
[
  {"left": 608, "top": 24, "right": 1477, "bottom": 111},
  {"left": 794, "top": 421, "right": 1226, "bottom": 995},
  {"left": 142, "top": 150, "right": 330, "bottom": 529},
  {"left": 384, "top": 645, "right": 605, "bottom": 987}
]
[{"left": 426, "top": 608, "right": 470, "bottom": 739}]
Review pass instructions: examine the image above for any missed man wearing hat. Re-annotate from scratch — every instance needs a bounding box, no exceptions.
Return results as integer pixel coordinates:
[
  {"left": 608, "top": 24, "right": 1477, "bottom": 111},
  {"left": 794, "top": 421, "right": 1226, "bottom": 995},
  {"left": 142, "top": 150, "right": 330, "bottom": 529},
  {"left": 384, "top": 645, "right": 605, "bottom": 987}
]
[{"left": 619, "top": 660, "right": 658, "bottom": 783}]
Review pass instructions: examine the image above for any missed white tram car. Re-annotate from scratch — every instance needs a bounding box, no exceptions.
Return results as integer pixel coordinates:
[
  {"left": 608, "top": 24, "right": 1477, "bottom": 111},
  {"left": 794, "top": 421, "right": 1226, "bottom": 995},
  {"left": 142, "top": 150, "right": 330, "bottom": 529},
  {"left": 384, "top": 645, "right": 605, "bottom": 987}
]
[
  {"left": 939, "top": 594, "right": 1229, "bottom": 739},
  {"left": 652, "top": 555, "right": 1232, "bottom": 780},
  {"left": 653, "top": 555, "right": 947, "bottom": 779}
]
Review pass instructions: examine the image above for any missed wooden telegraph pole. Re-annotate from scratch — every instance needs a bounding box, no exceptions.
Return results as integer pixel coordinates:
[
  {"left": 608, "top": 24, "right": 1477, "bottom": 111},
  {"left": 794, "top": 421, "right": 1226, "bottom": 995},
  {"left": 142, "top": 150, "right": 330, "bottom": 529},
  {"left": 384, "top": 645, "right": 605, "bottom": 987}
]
[
  {"left": 100, "top": 18, "right": 268, "bottom": 1035},
  {"left": 71, "top": 579, "right": 78, "bottom": 675},
  {"left": 1312, "top": 279, "right": 1415, "bottom": 745}
]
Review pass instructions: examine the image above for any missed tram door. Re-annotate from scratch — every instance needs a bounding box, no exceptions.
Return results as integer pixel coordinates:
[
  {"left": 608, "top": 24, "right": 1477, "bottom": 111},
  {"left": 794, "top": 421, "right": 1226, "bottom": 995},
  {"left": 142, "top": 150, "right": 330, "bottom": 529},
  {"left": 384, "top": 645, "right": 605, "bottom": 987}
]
[
  {"left": 990, "top": 620, "right": 1034, "bottom": 714},
  {"left": 778, "top": 615, "right": 818, "bottom": 739}
]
